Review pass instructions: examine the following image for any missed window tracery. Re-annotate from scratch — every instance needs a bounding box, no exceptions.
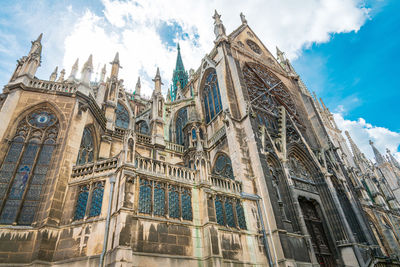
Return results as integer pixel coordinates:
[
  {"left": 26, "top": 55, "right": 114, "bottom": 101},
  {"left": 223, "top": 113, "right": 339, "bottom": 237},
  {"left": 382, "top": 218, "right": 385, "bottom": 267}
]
[
  {"left": 175, "top": 108, "right": 188, "bottom": 145},
  {"left": 0, "top": 108, "right": 59, "bottom": 225},
  {"left": 116, "top": 102, "right": 129, "bottom": 129},
  {"left": 76, "top": 127, "right": 95, "bottom": 165},
  {"left": 212, "top": 154, "right": 234, "bottom": 180},
  {"left": 74, "top": 181, "right": 104, "bottom": 220},
  {"left": 138, "top": 121, "right": 149, "bottom": 135},
  {"left": 202, "top": 69, "right": 222, "bottom": 123},
  {"left": 213, "top": 195, "right": 246, "bottom": 229},
  {"left": 138, "top": 177, "right": 192, "bottom": 221}
]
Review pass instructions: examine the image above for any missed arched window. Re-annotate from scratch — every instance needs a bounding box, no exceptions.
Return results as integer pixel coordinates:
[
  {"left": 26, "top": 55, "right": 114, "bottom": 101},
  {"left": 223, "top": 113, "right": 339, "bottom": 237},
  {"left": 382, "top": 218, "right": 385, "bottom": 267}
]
[
  {"left": 212, "top": 154, "right": 234, "bottom": 180},
  {"left": 0, "top": 108, "right": 59, "bottom": 225},
  {"left": 76, "top": 127, "right": 95, "bottom": 165},
  {"left": 116, "top": 102, "right": 129, "bottom": 129},
  {"left": 138, "top": 121, "right": 149, "bottom": 135},
  {"left": 154, "top": 182, "right": 166, "bottom": 216},
  {"left": 191, "top": 128, "right": 197, "bottom": 140},
  {"left": 88, "top": 182, "right": 104, "bottom": 217},
  {"left": 181, "top": 187, "right": 192, "bottom": 220},
  {"left": 169, "top": 185, "right": 180, "bottom": 218},
  {"left": 175, "top": 107, "right": 188, "bottom": 145},
  {"left": 202, "top": 69, "right": 222, "bottom": 123}
]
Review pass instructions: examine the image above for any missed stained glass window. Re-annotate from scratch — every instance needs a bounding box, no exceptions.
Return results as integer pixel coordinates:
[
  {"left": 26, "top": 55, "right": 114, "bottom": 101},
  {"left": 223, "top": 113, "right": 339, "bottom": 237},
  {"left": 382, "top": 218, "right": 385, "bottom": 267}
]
[
  {"left": 0, "top": 108, "right": 58, "bottom": 225},
  {"left": 236, "top": 200, "right": 247, "bottom": 229},
  {"left": 138, "top": 121, "right": 149, "bottom": 135},
  {"left": 89, "top": 182, "right": 104, "bottom": 217},
  {"left": 74, "top": 185, "right": 89, "bottom": 220},
  {"left": 225, "top": 199, "right": 235, "bottom": 227},
  {"left": 139, "top": 179, "right": 152, "bottom": 214},
  {"left": 154, "top": 182, "right": 165, "bottom": 216},
  {"left": 181, "top": 188, "right": 192, "bottom": 221},
  {"left": 212, "top": 154, "right": 234, "bottom": 180},
  {"left": 175, "top": 108, "right": 188, "bottom": 145},
  {"left": 169, "top": 185, "right": 180, "bottom": 218},
  {"left": 116, "top": 102, "right": 129, "bottom": 129},
  {"left": 77, "top": 127, "right": 94, "bottom": 165},
  {"left": 215, "top": 196, "right": 225, "bottom": 226},
  {"left": 203, "top": 69, "right": 222, "bottom": 123},
  {"left": 191, "top": 128, "right": 197, "bottom": 140}
]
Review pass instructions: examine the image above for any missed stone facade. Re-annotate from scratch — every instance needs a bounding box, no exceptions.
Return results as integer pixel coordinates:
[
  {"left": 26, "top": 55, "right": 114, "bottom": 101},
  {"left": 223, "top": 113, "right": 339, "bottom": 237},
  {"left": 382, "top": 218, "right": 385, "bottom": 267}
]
[{"left": 0, "top": 11, "right": 400, "bottom": 267}]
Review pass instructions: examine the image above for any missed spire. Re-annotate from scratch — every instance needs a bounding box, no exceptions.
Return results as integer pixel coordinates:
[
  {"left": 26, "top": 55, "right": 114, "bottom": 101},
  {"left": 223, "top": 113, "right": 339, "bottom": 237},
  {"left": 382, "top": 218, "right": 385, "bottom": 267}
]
[
  {"left": 240, "top": 12, "right": 247, "bottom": 25},
  {"left": 345, "top": 131, "right": 363, "bottom": 161},
  {"left": 67, "top": 58, "right": 79, "bottom": 82},
  {"left": 29, "top": 33, "right": 43, "bottom": 57},
  {"left": 57, "top": 69, "right": 65, "bottom": 82},
  {"left": 110, "top": 52, "right": 121, "bottom": 78},
  {"left": 100, "top": 64, "right": 106, "bottom": 82},
  {"left": 170, "top": 43, "right": 188, "bottom": 101},
  {"left": 387, "top": 149, "right": 400, "bottom": 169},
  {"left": 213, "top": 10, "right": 226, "bottom": 41},
  {"left": 369, "top": 140, "right": 386, "bottom": 165},
  {"left": 81, "top": 54, "right": 93, "bottom": 84},
  {"left": 135, "top": 76, "right": 141, "bottom": 96},
  {"left": 49, "top": 66, "right": 58, "bottom": 81},
  {"left": 36, "top": 33, "right": 43, "bottom": 43},
  {"left": 153, "top": 67, "right": 163, "bottom": 94}
]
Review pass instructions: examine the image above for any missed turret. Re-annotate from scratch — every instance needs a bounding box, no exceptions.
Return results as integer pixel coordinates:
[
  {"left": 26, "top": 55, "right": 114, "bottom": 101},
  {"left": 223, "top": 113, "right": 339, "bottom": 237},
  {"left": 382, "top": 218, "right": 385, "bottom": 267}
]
[
  {"left": 110, "top": 52, "right": 121, "bottom": 78},
  {"left": 134, "top": 77, "right": 141, "bottom": 97},
  {"left": 153, "top": 67, "right": 162, "bottom": 95},
  {"left": 67, "top": 58, "right": 79, "bottom": 82},
  {"left": 9, "top": 33, "right": 43, "bottom": 84},
  {"left": 49, "top": 66, "right": 58, "bottom": 81},
  {"left": 369, "top": 140, "right": 386, "bottom": 165}
]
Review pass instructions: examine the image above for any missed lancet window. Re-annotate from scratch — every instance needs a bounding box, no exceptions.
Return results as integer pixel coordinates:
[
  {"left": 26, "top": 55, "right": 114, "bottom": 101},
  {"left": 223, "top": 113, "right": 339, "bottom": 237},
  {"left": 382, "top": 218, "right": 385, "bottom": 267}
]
[
  {"left": 0, "top": 108, "right": 59, "bottom": 225},
  {"left": 213, "top": 195, "right": 247, "bottom": 229},
  {"left": 175, "top": 107, "right": 188, "bottom": 145},
  {"left": 116, "top": 102, "right": 129, "bottom": 129},
  {"left": 212, "top": 154, "right": 234, "bottom": 180},
  {"left": 203, "top": 69, "right": 222, "bottom": 123},
  {"left": 138, "top": 121, "right": 149, "bottom": 135},
  {"left": 76, "top": 127, "right": 95, "bottom": 165},
  {"left": 138, "top": 177, "right": 192, "bottom": 221},
  {"left": 74, "top": 181, "right": 104, "bottom": 220}
]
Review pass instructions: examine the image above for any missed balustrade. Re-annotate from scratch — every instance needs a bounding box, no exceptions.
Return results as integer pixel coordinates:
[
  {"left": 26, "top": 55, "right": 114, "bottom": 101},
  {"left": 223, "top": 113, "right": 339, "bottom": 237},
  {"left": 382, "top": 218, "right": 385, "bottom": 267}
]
[
  {"left": 166, "top": 141, "right": 185, "bottom": 153},
  {"left": 137, "top": 133, "right": 151, "bottom": 144},
  {"left": 29, "top": 79, "right": 77, "bottom": 93},
  {"left": 210, "top": 175, "right": 242, "bottom": 193}
]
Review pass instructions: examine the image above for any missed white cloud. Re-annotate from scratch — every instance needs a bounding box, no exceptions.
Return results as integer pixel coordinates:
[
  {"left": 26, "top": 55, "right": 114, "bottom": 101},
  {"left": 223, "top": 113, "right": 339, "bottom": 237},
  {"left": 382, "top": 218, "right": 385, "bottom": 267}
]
[
  {"left": 58, "top": 0, "right": 369, "bottom": 96},
  {"left": 333, "top": 113, "right": 400, "bottom": 163}
]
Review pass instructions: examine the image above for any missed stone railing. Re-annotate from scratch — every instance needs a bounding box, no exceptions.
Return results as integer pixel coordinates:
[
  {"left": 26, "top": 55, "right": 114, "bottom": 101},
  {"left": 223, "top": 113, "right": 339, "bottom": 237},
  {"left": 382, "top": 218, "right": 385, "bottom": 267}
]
[
  {"left": 137, "top": 133, "right": 151, "bottom": 144},
  {"left": 210, "top": 175, "right": 242, "bottom": 193},
  {"left": 114, "top": 127, "right": 126, "bottom": 137},
  {"left": 72, "top": 157, "right": 118, "bottom": 178},
  {"left": 208, "top": 126, "right": 226, "bottom": 147},
  {"left": 166, "top": 141, "right": 185, "bottom": 153},
  {"left": 29, "top": 79, "right": 77, "bottom": 93},
  {"left": 135, "top": 156, "right": 197, "bottom": 183}
]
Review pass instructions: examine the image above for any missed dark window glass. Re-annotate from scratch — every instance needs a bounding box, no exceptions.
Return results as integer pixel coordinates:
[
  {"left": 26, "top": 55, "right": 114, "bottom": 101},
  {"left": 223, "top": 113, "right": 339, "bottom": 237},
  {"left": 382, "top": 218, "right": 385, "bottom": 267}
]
[
  {"left": 77, "top": 127, "right": 94, "bottom": 165},
  {"left": 154, "top": 182, "right": 165, "bottom": 216},
  {"left": 169, "top": 185, "right": 180, "bottom": 218},
  {"left": 236, "top": 200, "right": 247, "bottom": 229},
  {"left": 74, "top": 185, "right": 89, "bottom": 220},
  {"left": 139, "top": 121, "right": 149, "bottom": 135},
  {"left": 225, "top": 199, "right": 235, "bottom": 227},
  {"left": 212, "top": 154, "right": 234, "bottom": 180},
  {"left": 215, "top": 196, "right": 224, "bottom": 226},
  {"left": 116, "top": 103, "right": 129, "bottom": 129},
  {"left": 89, "top": 182, "right": 104, "bottom": 217},
  {"left": 203, "top": 70, "right": 222, "bottom": 123},
  {"left": 181, "top": 188, "right": 192, "bottom": 221},
  {"left": 175, "top": 108, "right": 188, "bottom": 145},
  {"left": 139, "top": 179, "right": 152, "bottom": 214},
  {"left": 203, "top": 95, "right": 210, "bottom": 123},
  {"left": 0, "top": 109, "right": 58, "bottom": 225}
]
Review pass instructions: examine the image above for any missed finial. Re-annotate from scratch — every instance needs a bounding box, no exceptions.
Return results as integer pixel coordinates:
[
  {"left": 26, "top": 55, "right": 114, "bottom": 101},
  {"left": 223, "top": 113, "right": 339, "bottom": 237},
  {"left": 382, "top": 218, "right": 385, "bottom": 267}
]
[
  {"left": 212, "top": 10, "right": 226, "bottom": 41},
  {"left": 154, "top": 67, "right": 161, "bottom": 80},
  {"left": 135, "top": 76, "right": 141, "bottom": 96},
  {"left": 57, "top": 69, "right": 65, "bottom": 82},
  {"left": 213, "top": 10, "right": 221, "bottom": 24},
  {"left": 240, "top": 12, "right": 247, "bottom": 24},
  {"left": 100, "top": 64, "right": 106, "bottom": 82},
  {"left": 83, "top": 54, "right": 93, "bottom": 71},
  {"left": 35, "top": 33, "right": 43, "bottom": 43},
  {"left": 369, "top": 140, "right": 373, "bottom": 145},
  {"left": 177, "top": 43, "right": 180, "bottom": 51},
  {"left": 49, "top": 66, "right": 58, "bottom": 81},
  {"left": 112, "top": 52, "right": 119, "bottom": 64}
]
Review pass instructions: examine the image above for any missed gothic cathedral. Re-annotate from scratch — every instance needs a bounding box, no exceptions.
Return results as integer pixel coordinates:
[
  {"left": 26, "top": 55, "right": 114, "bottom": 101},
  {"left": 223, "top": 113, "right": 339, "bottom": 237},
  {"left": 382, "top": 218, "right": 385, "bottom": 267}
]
[{"left": 0, "top": 11, "right": 400, "bottom": 267}]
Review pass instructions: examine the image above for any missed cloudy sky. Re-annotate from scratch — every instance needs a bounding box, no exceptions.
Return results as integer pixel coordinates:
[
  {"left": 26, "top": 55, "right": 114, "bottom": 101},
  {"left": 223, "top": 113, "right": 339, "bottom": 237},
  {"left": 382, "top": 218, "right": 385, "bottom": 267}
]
[{"left": 0, "top": 0, "right": 399, "bottom": 162}]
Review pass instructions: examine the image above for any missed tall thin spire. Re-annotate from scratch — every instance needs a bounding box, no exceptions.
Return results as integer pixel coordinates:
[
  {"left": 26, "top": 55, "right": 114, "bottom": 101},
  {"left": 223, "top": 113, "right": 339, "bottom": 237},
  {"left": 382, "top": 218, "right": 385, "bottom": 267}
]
[
  {"left": 369, "top": 140, "right": 386, "bottom": 165},
  {"left": 387, "top": 149, "right": 400, "bottom": 169},
  {"left": 345, "top": 131, "right": 363, "bottom": 162},
  {"left": 135, "top": 76, "right": 141, "bottom": 96},
  {"left": 67, "top": 58, "right": 79, "bottom": 82},
  {"left": 153, "top": 67, "right": 163, "bottom": 94},
  {"left": 110, "top": 52, "right": 121, "bottom": 78},
  {"left": 170, "top": 43, "right": 188, "bottom": 101},
  {"left": 49, "top": 66, "right": 58, "bottom": 81}
]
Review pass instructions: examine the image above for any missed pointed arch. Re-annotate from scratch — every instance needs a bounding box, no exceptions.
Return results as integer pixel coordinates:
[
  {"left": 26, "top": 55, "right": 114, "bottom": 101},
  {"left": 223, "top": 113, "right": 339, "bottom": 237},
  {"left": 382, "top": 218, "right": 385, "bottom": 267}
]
[
  {"left": 175, "top": 107, "right": 188, "bottom": 145},
  {"left": 136, "top": 120, "right": 149, "bottom": 135},
  {"left": 212, "top": 153, "right": 234, "bottom": 180},
  {"left": 76, "top": 125, "right": 96, "bottom": 165},
  {"left": 115, "top": 102, "right": 130, "bottom": 129},
  {"left": 200, "top": 68, "right": 222, "bottom": 123},
  {"left": 0, "top": 105, "right": 60, "bottom": 225}
]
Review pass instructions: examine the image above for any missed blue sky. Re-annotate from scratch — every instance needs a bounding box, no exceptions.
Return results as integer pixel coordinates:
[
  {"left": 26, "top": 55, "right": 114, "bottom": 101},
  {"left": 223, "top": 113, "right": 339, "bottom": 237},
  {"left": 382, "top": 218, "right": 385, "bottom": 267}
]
[{"left": 0, "top": 0, "right": 399, "bottom": 161}]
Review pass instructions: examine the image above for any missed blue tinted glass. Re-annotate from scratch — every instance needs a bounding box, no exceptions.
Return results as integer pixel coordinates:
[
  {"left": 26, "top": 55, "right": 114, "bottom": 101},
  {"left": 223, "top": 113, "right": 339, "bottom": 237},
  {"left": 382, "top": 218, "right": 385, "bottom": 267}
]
[
  {"left": 204, "top": 95, "right": 210, "bottom": 123},
  {"left": 116, "top": 103, "right": 129, "bottom": 129},
  {"left": 169, "top": 185, "right": 180, "bottom": 218},
  {"left": 215, "top": 197, "right": 224, "bottom": 226},
  {"left": 18, "top": 201, "right": 38, "bottom": 225},
  {"left": 225, "top": 200, "right": 235, "bottom": 227},
  {"left": 154, "top": 183, "right": 165, "bottom": 216},
  {"left": 181, "top": 188, "right": 192, "bottom": 221},
  {"left": 77, "top": 127, "right": 94, "bottom": 165},
  {"left": 192, "top": 129, "right": 197, "bottom": 140},
  {"left": 89, "top": 182, "right": 104, "bottom": 217},
  {"left": 74, "top": 185, "right": 89, "bottom": 220},
  {"left": 208, "top": 91, "right": 214, "bottom": 118},
  {"left": 139, "top": 179, "right": 152, "bottom": 214},
  {"left": 212, "top": 154, "right": 234, "bottom": 180},
  {"left": 236, "top": 200, "right": 247, "bottom": 229},
  {"left": 175, "top": 108, "right": 188, "bottom": 145}
]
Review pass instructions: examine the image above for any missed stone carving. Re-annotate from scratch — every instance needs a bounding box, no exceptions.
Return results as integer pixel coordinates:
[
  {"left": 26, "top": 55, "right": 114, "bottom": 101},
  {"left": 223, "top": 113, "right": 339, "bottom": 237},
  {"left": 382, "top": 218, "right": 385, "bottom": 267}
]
[{"left": 246, "top": 39, "right": 262, "bottom": 54}]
